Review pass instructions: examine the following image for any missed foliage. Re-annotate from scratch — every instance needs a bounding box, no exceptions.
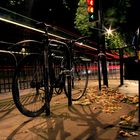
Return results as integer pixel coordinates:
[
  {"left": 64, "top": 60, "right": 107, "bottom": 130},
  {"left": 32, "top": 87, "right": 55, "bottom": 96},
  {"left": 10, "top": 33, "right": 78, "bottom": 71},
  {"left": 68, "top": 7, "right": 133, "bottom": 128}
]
[
  {"left": 105, "top": 32, "right": 126, "bottom": 49},
  {"left": 104, "top": 0, "right": 131, "bottom": 27},
  {"left": 74, "top": 0, "right": 131, "bottom": 49},
  {"left": 8, "top": 0, "right": 24, "bottom": 5},
  {"left": 74, "top": 0, "right": 96, "bottom": 36},
  {"left": 104, "top": 0, "right": 131, "bottom": 49}
]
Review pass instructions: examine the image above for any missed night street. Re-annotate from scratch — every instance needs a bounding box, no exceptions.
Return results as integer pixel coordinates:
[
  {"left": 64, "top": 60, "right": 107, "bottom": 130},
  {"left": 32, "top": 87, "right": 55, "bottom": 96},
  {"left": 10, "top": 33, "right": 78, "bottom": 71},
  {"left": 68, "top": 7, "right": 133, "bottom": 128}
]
[{"left": 1, "top": 0, "right": 140, "bottom": 140}]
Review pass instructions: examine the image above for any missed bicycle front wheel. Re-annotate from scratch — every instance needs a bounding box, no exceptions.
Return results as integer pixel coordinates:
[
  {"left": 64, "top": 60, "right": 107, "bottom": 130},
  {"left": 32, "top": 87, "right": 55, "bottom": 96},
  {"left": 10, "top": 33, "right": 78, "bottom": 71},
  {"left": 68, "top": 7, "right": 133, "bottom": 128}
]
[
  {"left": 65, "top": 58, "right": 88, "bottom": 101},
  {"left": 12, "top": 54, "right": 47, "bottom": 117}
]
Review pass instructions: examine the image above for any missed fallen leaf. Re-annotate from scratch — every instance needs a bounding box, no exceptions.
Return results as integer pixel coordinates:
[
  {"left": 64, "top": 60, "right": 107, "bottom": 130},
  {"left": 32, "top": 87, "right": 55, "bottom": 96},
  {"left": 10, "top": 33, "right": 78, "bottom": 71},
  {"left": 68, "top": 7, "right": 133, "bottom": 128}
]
[
  {"left": 130, "top": 131, "right": 138, "bottom": 136},
  {"left": 119, "top": 130, "right": 132, "bottom": 137},
  {"left": 132, "top": 96, "right": 139, "bottom": 104}
]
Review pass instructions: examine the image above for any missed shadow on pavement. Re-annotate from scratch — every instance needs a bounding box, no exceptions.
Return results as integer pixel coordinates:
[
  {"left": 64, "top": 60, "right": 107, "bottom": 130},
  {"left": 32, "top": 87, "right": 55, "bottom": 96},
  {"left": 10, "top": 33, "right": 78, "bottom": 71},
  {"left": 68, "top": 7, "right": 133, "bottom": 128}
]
[
  {"left": 5, "top": 103, "right": 123, "bottom": 140},
  {"left": 0, "top": 96, "right": 16, "bottom": 120}
]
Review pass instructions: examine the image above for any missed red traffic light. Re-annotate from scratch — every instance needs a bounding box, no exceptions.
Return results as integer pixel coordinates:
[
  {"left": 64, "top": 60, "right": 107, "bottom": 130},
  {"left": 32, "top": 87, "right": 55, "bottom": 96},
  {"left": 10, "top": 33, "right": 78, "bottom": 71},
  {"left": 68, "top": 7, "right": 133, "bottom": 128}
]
[{"left": 86, "top": 0, "right": 94, "bottom": 6}]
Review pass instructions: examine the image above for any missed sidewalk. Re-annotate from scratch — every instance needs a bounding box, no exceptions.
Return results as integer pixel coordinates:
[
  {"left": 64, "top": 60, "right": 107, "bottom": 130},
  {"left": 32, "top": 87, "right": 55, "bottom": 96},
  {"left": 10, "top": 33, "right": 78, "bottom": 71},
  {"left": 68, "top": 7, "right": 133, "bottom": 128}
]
[{"left": 0, "top": 80, "right": 140, "bottom": 140}]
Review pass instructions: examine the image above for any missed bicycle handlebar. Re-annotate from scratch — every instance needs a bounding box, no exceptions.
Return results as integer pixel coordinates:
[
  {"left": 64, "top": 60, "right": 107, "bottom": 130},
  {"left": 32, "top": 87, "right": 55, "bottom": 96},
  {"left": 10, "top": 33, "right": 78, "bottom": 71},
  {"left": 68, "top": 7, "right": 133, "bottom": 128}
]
[
  {"left": 37, "top": 22, "right": 89, "bottom": 44},
  {"left": 64, "top": 36, "right": 89, "bottom": 44},
  {"left": 74, "top": 36, "right": 89, "bottom": 42},
  {"left": 36, "top": 22, "right": 53, "bottom": 32}
]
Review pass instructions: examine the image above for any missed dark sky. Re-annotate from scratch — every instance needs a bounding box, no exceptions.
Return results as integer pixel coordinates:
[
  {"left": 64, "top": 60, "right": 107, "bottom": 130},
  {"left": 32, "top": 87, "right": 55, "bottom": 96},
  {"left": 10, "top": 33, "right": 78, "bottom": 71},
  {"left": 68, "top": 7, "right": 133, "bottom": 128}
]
[
  {"left": 32, "top": 0, "right": 140, "bottom": 31},
  {"left": 0, "top": 0, "right": 140, "bottom": 31},
  {"left": 102, "top": 0, "right": 140, "bottom": 31},
  {"left": 126, "top": 0, "right": 140, "bottom": 30}
]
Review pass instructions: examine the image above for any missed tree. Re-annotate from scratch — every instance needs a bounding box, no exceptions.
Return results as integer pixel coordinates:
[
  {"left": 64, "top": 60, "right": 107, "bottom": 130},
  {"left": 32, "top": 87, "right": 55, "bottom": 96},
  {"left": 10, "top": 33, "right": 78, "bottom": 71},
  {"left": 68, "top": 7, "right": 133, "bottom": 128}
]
[
  {"left": 105, "top": 32, "right": 126, "bottom": 49},
  {"left": 104, "top": 0, "right": 131, "bottom": 27},
  {"left": 74, "top": 0, "right": 131, "bottom": 49},
  {"left": 74, "top": 0, "right": 96, "bottom": 36},
  {"left": 104, "top": 0, "right": 131, "bottom": 49}
]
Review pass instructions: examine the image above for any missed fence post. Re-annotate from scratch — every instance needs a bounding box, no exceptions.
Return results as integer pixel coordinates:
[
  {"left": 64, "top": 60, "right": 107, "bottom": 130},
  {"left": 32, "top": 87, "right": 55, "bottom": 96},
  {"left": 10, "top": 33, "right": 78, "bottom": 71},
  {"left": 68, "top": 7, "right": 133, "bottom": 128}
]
[{"left": 119, "top": 48, "right": 124, "bottom": 86}]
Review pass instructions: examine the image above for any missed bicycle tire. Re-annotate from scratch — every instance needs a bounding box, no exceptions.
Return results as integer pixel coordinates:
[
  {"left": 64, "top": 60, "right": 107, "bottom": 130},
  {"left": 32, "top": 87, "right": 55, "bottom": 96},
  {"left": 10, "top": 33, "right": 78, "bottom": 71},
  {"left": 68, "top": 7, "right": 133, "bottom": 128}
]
[
  {"left": 64, "top": 58, "right": 88, "bottom": 101},
  {"left": 12, "top": 53, "right": 48, "bottom": 117}
]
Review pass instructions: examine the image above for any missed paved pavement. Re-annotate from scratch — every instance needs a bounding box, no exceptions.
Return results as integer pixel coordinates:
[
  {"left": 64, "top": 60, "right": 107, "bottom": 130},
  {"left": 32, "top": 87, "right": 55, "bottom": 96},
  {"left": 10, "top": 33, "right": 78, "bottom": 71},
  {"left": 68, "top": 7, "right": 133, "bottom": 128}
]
[{"left": 0, "top": 79, "right": 140, "bottom": 140}]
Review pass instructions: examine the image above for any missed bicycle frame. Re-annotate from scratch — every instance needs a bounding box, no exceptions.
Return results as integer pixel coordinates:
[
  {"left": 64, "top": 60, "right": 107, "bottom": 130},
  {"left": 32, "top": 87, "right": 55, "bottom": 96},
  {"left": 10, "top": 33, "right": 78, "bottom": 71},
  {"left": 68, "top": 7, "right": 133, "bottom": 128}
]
[{"left": 47, "top": 39, "right": 72, "bottom": 106}]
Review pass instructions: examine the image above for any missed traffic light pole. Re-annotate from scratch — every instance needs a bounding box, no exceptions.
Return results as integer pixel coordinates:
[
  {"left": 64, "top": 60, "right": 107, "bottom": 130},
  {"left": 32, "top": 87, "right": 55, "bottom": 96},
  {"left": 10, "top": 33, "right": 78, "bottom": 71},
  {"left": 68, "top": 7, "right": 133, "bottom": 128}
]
[
  {"left": 86, "top": 0, "right": 108, "bottom": 89},
  {"left": 98, "top": 0, "right": 108, "bottom": 87}
]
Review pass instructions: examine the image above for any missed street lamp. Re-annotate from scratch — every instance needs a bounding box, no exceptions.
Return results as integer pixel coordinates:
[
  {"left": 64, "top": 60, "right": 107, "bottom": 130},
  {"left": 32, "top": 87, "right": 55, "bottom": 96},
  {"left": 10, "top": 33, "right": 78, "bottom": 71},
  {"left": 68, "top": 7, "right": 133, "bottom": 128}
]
[
  {"left": 105, "top": 27, "right": 113, "bottom": 36},
  {"left": 104, "top": 26, "right": 116, "bottom": 36}
]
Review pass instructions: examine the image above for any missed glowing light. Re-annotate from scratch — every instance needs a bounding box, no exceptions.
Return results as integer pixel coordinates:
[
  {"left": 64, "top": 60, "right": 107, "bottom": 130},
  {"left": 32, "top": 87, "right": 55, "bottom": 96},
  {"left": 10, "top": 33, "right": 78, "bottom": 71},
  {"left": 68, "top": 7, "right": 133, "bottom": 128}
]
[
  {"left": 87, "top": 6, "right": 94, "bottom": 13},
  {"left": 0, "top": 17, "right": 44, "bottom": 33},
  {"left": 104, "top": 26, "right": 115, "bottom": 36},
  {"left": 87, "top": 0, "right": 94, "bottom": 6},
  {"left": 0, "top": 17, "right": 67, "bottom": 40}
]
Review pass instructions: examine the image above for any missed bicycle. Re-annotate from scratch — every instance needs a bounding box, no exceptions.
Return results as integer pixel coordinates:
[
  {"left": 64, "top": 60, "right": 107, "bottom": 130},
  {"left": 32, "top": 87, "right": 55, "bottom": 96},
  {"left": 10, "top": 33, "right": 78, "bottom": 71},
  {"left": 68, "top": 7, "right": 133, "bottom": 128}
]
[
  {"left": 50, "top": 39, "right": 89, "bottom": 98},
  {"left": 12, "top": 22, "right": 89, "bottom": 117}
]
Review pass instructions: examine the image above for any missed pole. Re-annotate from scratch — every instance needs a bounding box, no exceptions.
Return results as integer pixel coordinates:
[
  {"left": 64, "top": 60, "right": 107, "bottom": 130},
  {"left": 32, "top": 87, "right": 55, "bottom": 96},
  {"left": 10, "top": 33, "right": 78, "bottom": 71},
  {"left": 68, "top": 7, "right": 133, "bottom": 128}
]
[
  {"left": 97, "top": 0, "right": 102, "bottom": 91},
  {"left": 138, "top": 76, "right": 140, "bottom": 123},
  {"left": 135, "top": 27, "right": 140, "bottom": 123},
  {"left": 119, "top": 48, "right": 124, "bottom": 86},
  {"left": 98, "top": 0, "right": 108, "bottom": 87},
  {"left": 97, "top": 53, "right": 102, "bottom": 91}
]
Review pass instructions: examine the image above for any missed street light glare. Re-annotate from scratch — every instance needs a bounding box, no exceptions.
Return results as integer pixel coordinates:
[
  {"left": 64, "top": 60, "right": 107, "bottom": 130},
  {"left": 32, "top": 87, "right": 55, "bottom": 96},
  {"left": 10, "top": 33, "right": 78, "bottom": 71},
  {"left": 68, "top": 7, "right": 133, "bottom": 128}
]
[
  {"left": 106, "top": 28, "right": 112, "bottom": 35},
  {"left": 104, "top": 26, "right": 115, "bottom": 36}
]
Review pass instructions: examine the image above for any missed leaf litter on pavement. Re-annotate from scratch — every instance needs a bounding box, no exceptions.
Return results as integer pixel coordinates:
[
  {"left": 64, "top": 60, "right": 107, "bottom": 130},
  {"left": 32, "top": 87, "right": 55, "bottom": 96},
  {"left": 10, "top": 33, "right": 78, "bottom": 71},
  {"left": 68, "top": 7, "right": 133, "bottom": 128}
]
[
  {"left": 73, "top": 85, "right": 138, "bottom": 113},
  {"left": 73, "top": 85, "right": 139, "bottom": 137}
]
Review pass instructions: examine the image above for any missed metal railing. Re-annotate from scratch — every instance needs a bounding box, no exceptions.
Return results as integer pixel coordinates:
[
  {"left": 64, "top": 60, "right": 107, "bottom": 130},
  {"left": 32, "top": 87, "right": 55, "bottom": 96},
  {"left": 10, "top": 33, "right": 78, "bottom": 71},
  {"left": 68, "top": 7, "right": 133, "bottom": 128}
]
[
  {"left": 0, "top": 50, "right": 17, "bottom": 93},
  {"left": 0, "top": 53, "right": 120, "bottom": 93}
]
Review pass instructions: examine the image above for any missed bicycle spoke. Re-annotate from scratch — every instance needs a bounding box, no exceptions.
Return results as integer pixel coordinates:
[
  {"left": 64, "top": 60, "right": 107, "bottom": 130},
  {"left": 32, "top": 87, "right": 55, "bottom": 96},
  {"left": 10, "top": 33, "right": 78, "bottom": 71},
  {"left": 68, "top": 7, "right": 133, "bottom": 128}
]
[{"left": 12, "top": 54, "right": 47, "bottom": 117}]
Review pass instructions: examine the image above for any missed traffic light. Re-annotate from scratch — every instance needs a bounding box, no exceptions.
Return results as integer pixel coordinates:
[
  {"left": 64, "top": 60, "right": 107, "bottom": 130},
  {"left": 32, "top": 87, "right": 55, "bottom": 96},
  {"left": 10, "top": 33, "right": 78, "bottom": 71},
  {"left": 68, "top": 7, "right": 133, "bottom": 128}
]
[{"left": 86, "top": 0, "right": 98, "bottom": 22}]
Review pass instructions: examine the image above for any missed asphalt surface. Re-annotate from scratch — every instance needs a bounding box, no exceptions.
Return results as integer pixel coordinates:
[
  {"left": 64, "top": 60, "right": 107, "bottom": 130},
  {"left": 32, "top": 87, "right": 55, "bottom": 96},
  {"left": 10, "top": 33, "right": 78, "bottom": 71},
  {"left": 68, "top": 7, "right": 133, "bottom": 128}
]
[{"left": 0, "top": 79, "right": 140, "bottom": 140}]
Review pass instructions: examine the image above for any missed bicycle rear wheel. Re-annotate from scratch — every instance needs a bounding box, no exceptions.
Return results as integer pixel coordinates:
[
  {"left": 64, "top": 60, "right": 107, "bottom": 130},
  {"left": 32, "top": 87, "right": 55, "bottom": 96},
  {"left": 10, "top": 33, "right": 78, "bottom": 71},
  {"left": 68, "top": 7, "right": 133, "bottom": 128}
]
[
  {"left": 12, "top": 54, "right": 47, "bottom": 117},
  {"left": 65, "top": 58, "right": 88, "bottom": 101}
]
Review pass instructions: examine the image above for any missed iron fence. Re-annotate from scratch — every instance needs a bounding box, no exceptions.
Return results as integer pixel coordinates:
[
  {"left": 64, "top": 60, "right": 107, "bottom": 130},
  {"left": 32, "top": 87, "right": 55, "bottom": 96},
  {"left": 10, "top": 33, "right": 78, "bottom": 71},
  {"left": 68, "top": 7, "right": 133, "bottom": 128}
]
[
  {"left": 0, "top": 50, "right": 17, "bottom": 93},
  {"left": 0, "top": 53, "right": 121, "bottom": 93}
]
